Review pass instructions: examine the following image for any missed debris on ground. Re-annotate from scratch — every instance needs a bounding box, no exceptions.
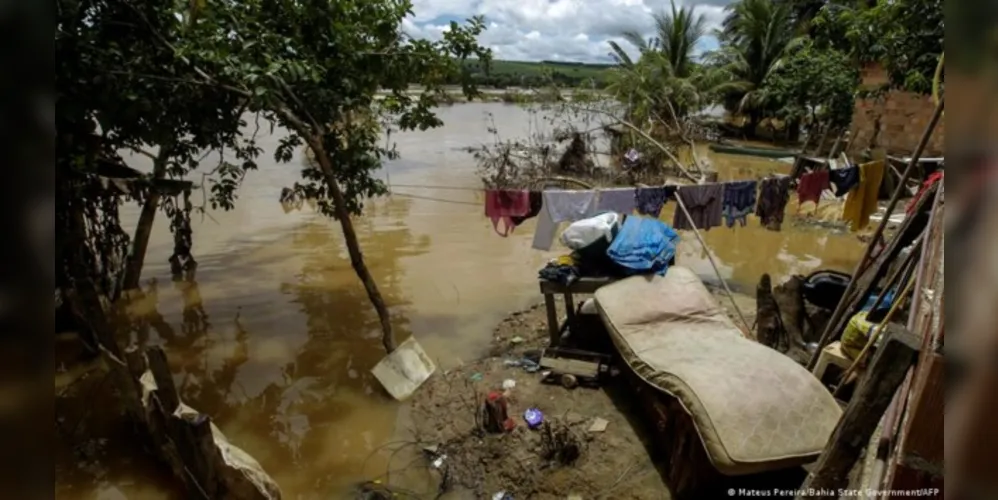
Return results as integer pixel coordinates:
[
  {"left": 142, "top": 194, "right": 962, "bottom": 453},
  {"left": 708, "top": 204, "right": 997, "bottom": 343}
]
[
  {"left": 403, "top": 302, "right": 672, "bottom": 499},
  {"left": 588, "top": 417, "right": 609, "bottom": 433}
]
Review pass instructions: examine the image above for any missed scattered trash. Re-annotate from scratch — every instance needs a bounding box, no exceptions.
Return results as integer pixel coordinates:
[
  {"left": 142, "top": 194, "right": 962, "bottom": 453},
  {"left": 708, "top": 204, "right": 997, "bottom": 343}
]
[
  {"left": 431, "top": 454, "right": 447, "bottom": 468},
  {"left": 524, "top": 408, "right": 544, "bottom": 429},
  {"left": 469, "top": 372, "right": 484, "bottom": 382},
  {"left": 502, "top": 379, "right": 516, "bottom": 390},
  {"left": 504, "top": 357, "right": 541, "bottom": 373},
  {"left": 422, "top": 444, "right": 440, "bottom": 455},
  {"left": 510, "top": 336, "right": 525, "bottom": 344},
  {"left": 588, "top": 417, "right": 609, "bottom": 433},
  {"left": 492, "top": 492, "right": 513, "bottom": 500}
]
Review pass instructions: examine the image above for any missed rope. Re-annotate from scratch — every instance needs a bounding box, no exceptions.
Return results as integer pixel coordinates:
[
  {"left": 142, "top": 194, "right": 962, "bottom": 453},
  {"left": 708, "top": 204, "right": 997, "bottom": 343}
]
[
  {"left": 673, "top": 195, "right": 753, "bottom": 333},
  {"left": 388, "top": 192, "right": 480, "bottom": 206}
]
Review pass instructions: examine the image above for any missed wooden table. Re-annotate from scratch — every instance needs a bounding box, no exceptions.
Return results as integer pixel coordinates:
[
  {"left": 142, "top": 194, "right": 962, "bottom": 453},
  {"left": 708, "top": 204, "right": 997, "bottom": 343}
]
[{"left": 539, "top": 276, "right": 619, "bottom": 346}]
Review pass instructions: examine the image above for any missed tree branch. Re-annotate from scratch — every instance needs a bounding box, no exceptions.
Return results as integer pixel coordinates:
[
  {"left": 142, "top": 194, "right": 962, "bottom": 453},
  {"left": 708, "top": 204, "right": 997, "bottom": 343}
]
[{"left": 562, "top": 101, "right": 700, "bottom": 183}]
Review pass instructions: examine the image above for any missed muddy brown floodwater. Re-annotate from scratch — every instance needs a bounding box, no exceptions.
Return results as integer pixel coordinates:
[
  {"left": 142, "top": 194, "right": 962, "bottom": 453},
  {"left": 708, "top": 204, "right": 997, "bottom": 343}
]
[{"left": 54, "top": 103, "right": 864, "bottom": 499}]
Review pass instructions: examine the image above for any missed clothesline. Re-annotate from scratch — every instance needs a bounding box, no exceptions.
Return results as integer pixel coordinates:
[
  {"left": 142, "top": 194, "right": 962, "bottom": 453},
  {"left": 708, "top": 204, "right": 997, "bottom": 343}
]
[{"left": 482, "top": 159, "right": 888, "bottom": 243}]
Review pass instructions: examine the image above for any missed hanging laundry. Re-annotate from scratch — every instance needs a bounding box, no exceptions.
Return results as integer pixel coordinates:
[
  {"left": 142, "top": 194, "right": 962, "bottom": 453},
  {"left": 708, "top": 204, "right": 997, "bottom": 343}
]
[
  {"left": 755, "top": 176, "right": 791, "bottom": 231},
  {"left": 532, "top": 190, "right": 599, "bottom": 250},
  {"left": 829, "top": 166, "right": 860, "bottom": 197},
  {"left": 672, "top": 183, "right": 723, "bottom": 231},
  {"left": 721, "top": 180, "right": 757, "bottom": 228},
  {"left": 797, "top": 169, "right": 831, "bottom": 208},
  {"left": 606, "top": 216, "right": 680, "bottom": 276},
  {"left": 842, "top": 160, "right": 886, "bottom": 231},
  {"left": 634, "top": 186, "right": 675, "bottom": 218},
  {"left": 596, "top": 188, "right": 637, "bottom": 215},
  {"left": 905, "top": 171, "right": 943, "bottom": 214},
  {"left": 485, "top": 189, "right": 530, "bottom": 237},
  {"left": 510, "top": 191, "right": 543, "bottom": 227}
]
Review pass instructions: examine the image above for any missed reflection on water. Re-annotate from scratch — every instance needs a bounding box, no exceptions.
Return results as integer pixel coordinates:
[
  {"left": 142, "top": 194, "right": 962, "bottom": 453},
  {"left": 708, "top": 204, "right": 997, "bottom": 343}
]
[{"left": 55, "top": 103, "right": 863, "bottom": 499}]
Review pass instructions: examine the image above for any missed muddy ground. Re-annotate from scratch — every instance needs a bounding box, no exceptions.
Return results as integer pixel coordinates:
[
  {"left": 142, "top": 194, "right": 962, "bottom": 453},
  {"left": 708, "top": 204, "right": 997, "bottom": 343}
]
[{"left": 394, "top": 287, "right": 762, "bottom": 500}]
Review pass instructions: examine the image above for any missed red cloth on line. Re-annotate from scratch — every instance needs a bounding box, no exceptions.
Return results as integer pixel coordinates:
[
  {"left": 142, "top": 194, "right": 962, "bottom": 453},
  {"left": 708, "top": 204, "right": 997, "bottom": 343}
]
[
  {"left": 797, "top": 169, "right": 831, "bottom": 207},
  {"left": 485, "top": 189, "right": 531, "bottom": 237},
  {"left": 906, "top": 171, "right": 944, "bottom": 213}
]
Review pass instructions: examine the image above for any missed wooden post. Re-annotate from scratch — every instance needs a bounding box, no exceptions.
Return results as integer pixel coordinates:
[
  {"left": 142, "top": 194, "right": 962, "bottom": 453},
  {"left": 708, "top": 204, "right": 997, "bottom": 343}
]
[
  {"left": 798, "top": 326, "right": 920, "bottom": 498},
  {"left": 789, "top": 131, "right": 816, "bottom": 180},
  {"left": 146, "top": 346, "right": 180, "bottom": 413},
  {"left": 807, "top": 98, "right": 943, "bottom": 370},
  {"left": 807, "top": 180, "right": 936, "bottom": 370},
  {"left": 173, "top": 412, "right": 217, "bottom": 499},
  {"left": 674, "top": 194, "right": 752, "bottom": 333},
  {"left": 756, "top": 274, "right": 785, "bottom": 350},
  {"left": 544, "top": 293, "right": 559, "bottom": 346},
  {"left": 563, "top": 292, "right": 576, "bottom": 327},
  {"left": 124, "top": 344, "right": 149, "bottom": 413}
]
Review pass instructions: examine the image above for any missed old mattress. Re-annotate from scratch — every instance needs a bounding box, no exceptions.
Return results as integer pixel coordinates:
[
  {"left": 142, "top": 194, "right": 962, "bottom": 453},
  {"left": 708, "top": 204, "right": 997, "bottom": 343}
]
[{"left": 594, "top": 266, "right": 842, "bottom": 476}]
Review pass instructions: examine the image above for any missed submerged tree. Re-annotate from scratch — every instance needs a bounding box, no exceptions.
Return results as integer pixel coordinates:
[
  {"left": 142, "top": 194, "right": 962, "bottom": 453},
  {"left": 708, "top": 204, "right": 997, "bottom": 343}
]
[
  {"left": 164, "top": 0, "right": 490, "bottom": 353},
  {"left": 57, "top": 0, "right": 490, "bottom": 358}
]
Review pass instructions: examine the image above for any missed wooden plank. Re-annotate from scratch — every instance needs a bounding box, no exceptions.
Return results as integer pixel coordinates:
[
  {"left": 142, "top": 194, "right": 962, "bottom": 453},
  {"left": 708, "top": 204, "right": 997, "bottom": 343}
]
[
  {"left": 807, "top": 184, "right": 935, "bottom": 370},
  {"left": 539, "top": 276, "right": 617, "bottom": 295},
  {"left": 544, "top": 293, "right": 559, "bottom": 346},
  {"left": 798, "top": 326, "right": 920, "bottom": 498},
  {"left": 172, "top": 411, "right": 217, "bottom": 498},
  {"left": 146, "top": 346, "right": 179, "bottom": 413},
  {"left": 539, "top": 356, "right": 599, "bottom": 378},
  {"left": 887, "top": 462, "right": 943, "bottom": 497},
  {"left": 898, "top": 353, "right": 944, "bottom": 466},
  {"left": 807, "top": 99, "right": 943, "bottom": 369},
  {"left": 564, "top": 292, "right": 576, "bottom": 326}
]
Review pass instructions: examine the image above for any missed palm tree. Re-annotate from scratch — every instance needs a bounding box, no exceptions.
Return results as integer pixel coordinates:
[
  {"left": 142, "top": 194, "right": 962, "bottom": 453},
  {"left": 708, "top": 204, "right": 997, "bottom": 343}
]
[
  {"left": 709, "top": 0, "right": 796, "bottom": 134},
  {"left": 606, "top": 0, "right": 709, "bottom": 121}
]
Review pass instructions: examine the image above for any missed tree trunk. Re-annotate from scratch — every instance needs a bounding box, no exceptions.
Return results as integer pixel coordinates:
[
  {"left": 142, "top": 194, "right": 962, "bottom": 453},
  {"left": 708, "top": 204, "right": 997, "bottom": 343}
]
[
  {"left": 122, "top": 151, "right": 169, "bottom": 291},
  {"left": 308, "top": 136, "right": 397, "bottom": 354}
]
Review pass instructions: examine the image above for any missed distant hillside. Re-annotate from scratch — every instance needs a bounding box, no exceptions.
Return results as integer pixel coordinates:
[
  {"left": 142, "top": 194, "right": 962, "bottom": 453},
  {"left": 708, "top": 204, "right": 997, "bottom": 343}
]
[{"left": 463, "top": 59, "right": 614, "bottom": 88}]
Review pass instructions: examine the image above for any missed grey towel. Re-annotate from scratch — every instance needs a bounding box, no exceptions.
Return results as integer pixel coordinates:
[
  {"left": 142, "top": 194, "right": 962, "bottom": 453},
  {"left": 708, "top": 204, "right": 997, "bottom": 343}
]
[
  {"left": 673, "top": 184, "right": 724, "bottom": 231},
  {"left": 596, "top": 188, "right": 637, "bottom": 214}
]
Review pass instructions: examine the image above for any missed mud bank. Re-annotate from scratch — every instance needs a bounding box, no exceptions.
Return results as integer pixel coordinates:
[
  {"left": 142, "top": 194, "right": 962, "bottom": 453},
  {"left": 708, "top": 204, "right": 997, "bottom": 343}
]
[{"left": 399, "top": 286, "right": 759, "bottom": 499}]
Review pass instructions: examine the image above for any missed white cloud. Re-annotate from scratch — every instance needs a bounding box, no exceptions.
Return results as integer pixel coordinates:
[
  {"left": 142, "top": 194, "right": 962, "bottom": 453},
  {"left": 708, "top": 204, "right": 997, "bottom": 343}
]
[{"left": 406, "top": 0, "right": 733, "bottom": 63}]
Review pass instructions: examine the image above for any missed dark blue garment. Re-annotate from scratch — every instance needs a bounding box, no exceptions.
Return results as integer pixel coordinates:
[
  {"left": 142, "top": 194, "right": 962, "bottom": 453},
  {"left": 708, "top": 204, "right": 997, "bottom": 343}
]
[
  {"left": 606, "top": 215, "right": 680, "bottom": 276},
  {"left": 829, "top": 167, "right": 860, "bottom": 197},
  {"left": 634, "top": 186, "right": 676, "bottom": 218},
  {"left": 721, "top": 180, "right": 758, "bottom": 227}
]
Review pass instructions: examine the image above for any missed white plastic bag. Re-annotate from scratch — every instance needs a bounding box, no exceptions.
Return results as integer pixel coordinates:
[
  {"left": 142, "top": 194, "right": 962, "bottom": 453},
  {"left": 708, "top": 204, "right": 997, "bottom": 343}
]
[{"left": 559, "top": 212, "right": 619, "bottom": 250}]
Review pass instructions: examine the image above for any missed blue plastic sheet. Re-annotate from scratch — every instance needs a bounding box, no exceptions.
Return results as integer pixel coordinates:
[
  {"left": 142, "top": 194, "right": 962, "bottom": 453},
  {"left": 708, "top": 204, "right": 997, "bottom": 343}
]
[{"left": 606, "top": 216, "right": 680, "bottom": 276}]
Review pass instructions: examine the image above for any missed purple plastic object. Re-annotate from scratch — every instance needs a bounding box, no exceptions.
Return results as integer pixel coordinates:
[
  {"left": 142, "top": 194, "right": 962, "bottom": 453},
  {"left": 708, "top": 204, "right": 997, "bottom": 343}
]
[{"left": 523, "top": 408, "right": 544, "bottom": 428}]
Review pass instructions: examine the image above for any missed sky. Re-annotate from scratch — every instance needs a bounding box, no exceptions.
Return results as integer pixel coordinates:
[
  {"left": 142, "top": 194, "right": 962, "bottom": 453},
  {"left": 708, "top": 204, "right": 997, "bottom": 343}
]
[{"left": 403, "top": 0, "right": 734, "bottom": 63}]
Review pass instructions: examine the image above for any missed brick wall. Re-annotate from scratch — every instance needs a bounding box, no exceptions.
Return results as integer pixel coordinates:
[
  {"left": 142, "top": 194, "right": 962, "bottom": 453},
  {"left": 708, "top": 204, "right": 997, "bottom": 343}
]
[{"left": 846, "top": 64, "right": 944, "bottom": 157}]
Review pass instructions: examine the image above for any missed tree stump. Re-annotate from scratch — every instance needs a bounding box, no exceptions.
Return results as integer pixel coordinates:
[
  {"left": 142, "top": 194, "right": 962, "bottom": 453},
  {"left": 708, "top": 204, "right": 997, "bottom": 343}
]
[
  {"left": 774, "top": 275, "right": 806, "bottom": 349},
  {"left": 756, "top": 274, "right": 788, "bottom": 352}
]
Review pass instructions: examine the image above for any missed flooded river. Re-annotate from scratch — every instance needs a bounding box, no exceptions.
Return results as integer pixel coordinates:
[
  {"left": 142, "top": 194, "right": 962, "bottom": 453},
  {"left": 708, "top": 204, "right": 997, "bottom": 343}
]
[{"left": 55, "top": 103, "right": 863, "bottom": 499}]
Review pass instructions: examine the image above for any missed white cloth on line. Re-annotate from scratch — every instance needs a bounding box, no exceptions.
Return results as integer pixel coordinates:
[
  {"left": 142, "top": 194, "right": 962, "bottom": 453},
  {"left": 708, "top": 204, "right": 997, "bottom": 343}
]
[{"left": 532, "top": 190, "right": 599, "bottom": 250}]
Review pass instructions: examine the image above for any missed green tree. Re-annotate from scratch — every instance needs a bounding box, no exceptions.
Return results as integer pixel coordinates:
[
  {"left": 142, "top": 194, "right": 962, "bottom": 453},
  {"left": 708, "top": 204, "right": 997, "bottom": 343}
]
[
  {"left": 606, "top": 0, "right": 709, "bottom": 120},
  {"left": 56, "top": 0, "right": 264, "bottom": 354},
  {"left": 57, "top": 0, "right": 490, "bottom": 355},
  {"left": 170, "top": 0, "right": 489, "bottom": 353},
  {"left": 762, "top": 39, "right": 859, "bottom": 133},
  {"left": 811, "top": 0, "right": 943, "bottom": 93},
  {"left": 709, "top": 0, "right": 797, "bottom": 133}
]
